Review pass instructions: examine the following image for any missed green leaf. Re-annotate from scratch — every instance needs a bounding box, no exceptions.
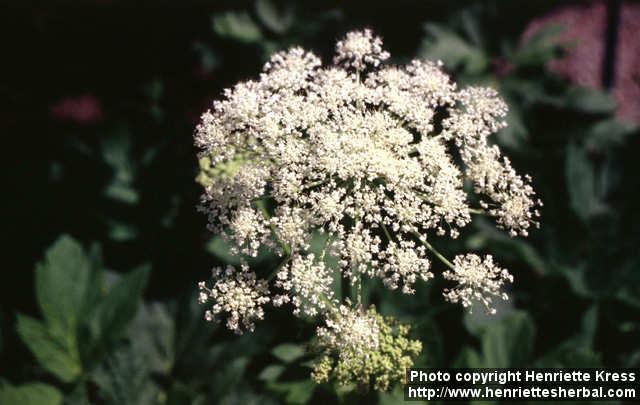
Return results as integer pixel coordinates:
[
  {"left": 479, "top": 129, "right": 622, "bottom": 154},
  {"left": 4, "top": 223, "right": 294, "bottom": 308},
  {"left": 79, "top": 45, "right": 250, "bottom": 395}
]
[
  {"left": 128, "top": 302, "right": 175, "bottom": 374},
  {"left": 212, "top": 12, "right": 263, "bottom": 44},
  {"left": 35, "top": 235, "right": 92, "bottom": 335},
  {"left": 512, "top": 24, "right": 563, "bottom": 67},
  {"left": 0, "top": 382, "right": 63, "bottom": 405},
  {"left": 106, "top": 220, "right": 139, "bottom": 242},
  {"left": 193, "top": 41, "right": 221, "bottom": 72},
  {"left": 378, "top": 386, "right": 407, "bottom": 405},
  {"left": 584, "top": 119, "right": 638, "bottom": 151},
  {"left": 480, "top": 311, "right": 534, "bottom": 367},
  {"left": 212, "top": 357, "right": 250, "bottom": 398},
  {"left": 460, "top": 311, "right": 535, "bottom": 368},
  {"left": 564, "top": 87, "right": 616, "bottom": 114},
  {"left": 308, "top": 232, "right": 342, "bottom": 299},
  {"left": 255, "top": 0, "right": 294, "bottom": 34},
  {"left": 92, "top": 265, "right": 150, "bottom": 346},
  {"left": 258, "top": 364, "right": 285, "bottom": 382},
  {"left": 420, "top": 23, "right": 488, "bottom": 75},
  {"left": 267, "top": 380, "right": 315, "bottom": 405},
  {"left": 537, "top": 345, "right": 602, "bottom": 368},
  {"left": 65, "top": 382, "right": 91, "bottom": 405},
  {"left": 467, "top": 220, "right": 547, "bottom": 275},
  {"left": 464, "top": 299, "right": 514, "bottom": 338},
  {"left": 453, "top": 346, "right": 484, "bottom": 368},
  {"left": 91, "top": 344, "right": 161, "bottom": 405},
  {"left": 560, "top": 264, "right": 593, "bottom": 298},
  {"left": 576, "top": 305, "right": 598, "bottom": 348},
  {"left": 101, "top": 129, "right": 139, "bottom": 205},
  {"left": 496, "top": 102, "right": 528, "bottom": 149},
  {"left": 565, "top": 142, "right": 607, "bottom": 221},
  {"left": 206, "top": 233, "right": 275, "bottom": 267},
  {"left": 16, "top": 315, "right": 82, "bottom": 383},
  {"left": 271, "top": 343, "right": 304, "bottom": 363},
  {"left": 206, "top": 235, "right": 241, "bottom": 265}
]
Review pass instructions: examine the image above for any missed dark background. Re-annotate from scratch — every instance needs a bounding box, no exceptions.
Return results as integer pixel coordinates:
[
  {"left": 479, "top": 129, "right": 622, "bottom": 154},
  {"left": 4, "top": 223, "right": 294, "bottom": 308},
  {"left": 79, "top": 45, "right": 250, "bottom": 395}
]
[{"left": 1, "top": 1, "right": 639, "bottom": 404}]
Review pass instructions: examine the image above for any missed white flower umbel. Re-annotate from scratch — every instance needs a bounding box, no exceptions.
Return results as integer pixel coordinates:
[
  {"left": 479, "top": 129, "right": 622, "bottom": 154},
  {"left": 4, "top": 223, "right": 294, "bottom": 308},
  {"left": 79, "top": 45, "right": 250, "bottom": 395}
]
[
  {"left": 198, "top": 264, "right": 270, "bottom": 334},
  {"left": 195, "top": 29, "right": 541, "bottom": 335},
  {"left": 378, "top": 239, "right": 433, "bottom": 294},
  {"left": 273, "top": 254, "right": 336, "bottom": 317},
  {"left": 316, "top": 303, "right": 380, "bottom": 360},
  {"left": 334, "top": 28, "right": 390, "bottom": 71},
  {"left": 442, "top": 254, "right": 514, "bottom": 314}
]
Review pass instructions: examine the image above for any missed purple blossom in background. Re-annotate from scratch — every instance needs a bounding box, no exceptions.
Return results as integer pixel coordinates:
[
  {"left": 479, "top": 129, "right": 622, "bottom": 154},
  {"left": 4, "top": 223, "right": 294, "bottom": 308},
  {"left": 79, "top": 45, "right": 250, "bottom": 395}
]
[{"left": 523, "top": 0, "right": 640, "bottom": 123}]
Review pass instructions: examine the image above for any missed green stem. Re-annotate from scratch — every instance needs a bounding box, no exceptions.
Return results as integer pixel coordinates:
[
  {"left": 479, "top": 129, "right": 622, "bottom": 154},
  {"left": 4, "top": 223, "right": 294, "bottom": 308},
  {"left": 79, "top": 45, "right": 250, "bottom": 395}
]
[
  {"left": 412, "top": 231, "right": 455, "bottom": 270},
  {"left": 266, "top": 255, "right": 291, "bottom": 282},
  {"left": 469, "top": 208, "right": 485, "bottom": 215},
  {"left": 381, "top": 222, "right": 394, "bottom": 243},
  {"left": 302, "top": 178, "right": 330, "bottom": 191}
]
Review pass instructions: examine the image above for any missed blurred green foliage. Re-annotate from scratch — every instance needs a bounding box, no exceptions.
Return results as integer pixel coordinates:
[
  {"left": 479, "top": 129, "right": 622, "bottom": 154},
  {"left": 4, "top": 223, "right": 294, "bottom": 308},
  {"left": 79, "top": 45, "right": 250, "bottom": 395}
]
[{"left": 2, "top": 0, "right": 639, "bottom": 404}]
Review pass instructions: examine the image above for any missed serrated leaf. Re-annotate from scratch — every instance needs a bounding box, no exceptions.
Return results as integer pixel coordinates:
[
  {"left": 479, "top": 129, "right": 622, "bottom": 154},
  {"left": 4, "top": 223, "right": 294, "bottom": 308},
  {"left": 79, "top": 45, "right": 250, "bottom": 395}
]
[
  {"left": 35, "top": 235, "right": 92, "bottom": 334},
  {"left": 91, "top": 344, "right": 161, "bottom": 405},
  {"left": 271, "top": 343, "right": 304, "bottom": 363},
  {"left": 93, "top": 265, "right": 150, "bottom": 346},
  {"left": 212, "top": 12, "right": 263, "bottom": 44},
  {"left": 0, "top": 382, "right": 63, "bottom": 405},
  {"left": 16, "top": 315, "right": 82, "bottom": 383}
]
